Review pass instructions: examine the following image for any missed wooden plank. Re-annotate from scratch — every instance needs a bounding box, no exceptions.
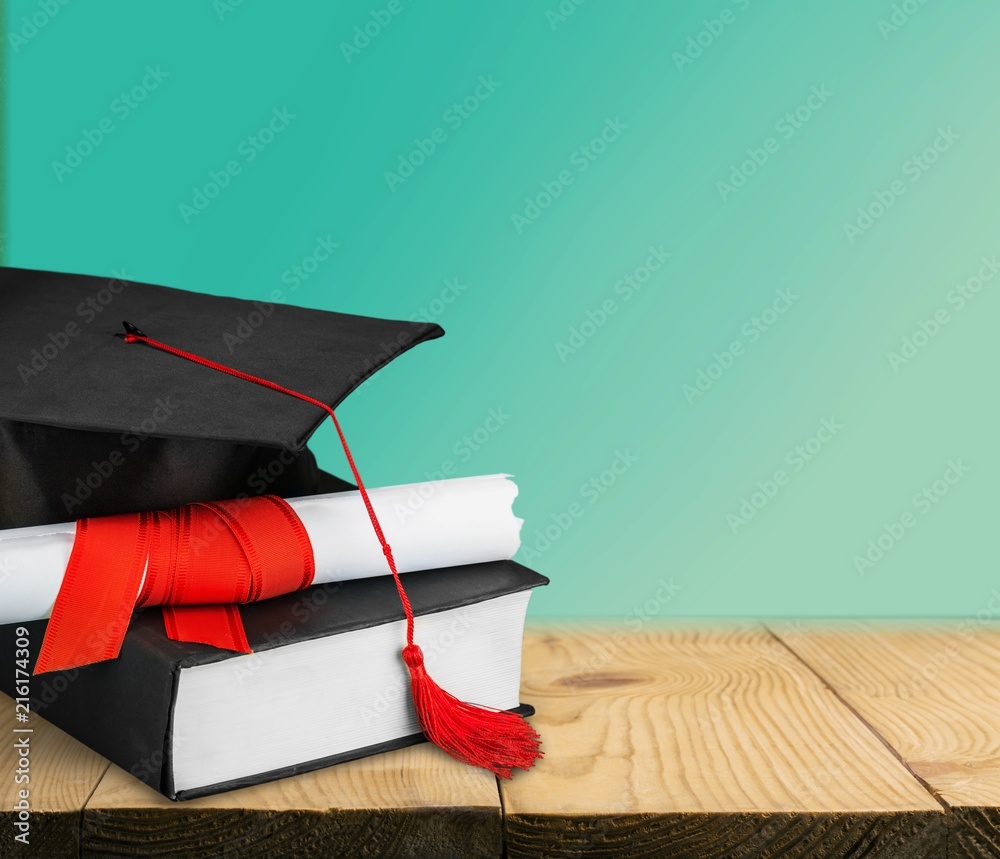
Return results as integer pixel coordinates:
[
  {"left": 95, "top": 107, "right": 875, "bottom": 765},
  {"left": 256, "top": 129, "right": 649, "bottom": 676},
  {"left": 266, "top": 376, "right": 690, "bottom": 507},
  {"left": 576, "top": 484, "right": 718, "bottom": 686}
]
[
  {"left": 0, "top": 694, "right": 109, "bottom": 858},
  {"left": 501, "top": 624, "right": 946, "bottom": 859},
  {"left": 82, "top": 743, "right": 502, "bottom": 859},
  {"left": 772, "top": 621, "right": 1000, "bottom": 859}
]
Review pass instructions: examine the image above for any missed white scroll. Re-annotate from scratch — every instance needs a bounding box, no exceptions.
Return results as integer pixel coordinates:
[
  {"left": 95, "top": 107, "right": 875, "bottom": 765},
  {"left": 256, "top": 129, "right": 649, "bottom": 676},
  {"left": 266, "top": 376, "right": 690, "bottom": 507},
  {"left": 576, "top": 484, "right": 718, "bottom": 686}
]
[{"left": 0, "top": 474, "right": 522, "bottom": 625}]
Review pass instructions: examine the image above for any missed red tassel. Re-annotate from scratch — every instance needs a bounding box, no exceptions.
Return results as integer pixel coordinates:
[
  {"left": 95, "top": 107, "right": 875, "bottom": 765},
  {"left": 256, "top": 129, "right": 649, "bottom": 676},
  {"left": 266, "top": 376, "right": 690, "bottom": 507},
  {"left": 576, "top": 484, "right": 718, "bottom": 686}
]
[
  {"left": 402, "top": 644, "right": 542, "bottom": 778},
  {"left": 122, "top": 326, "right": 543, "bottom": 777}
]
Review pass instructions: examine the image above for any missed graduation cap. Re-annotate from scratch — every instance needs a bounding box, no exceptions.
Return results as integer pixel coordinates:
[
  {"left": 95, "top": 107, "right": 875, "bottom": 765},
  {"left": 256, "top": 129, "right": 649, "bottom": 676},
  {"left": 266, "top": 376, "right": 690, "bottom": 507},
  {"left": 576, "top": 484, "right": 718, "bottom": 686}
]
[
  {"left": 0, "top": 265, "right": 541, "bottom": 778},
  {"left": 0, "top": 266, "right": 442, "bottom": 529}
]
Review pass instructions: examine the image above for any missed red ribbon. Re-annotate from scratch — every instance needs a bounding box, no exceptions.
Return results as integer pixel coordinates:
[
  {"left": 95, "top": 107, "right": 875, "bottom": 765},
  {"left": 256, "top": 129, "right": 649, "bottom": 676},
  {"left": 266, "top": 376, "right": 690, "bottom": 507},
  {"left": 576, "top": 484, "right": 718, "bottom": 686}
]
[{"left": 34, "top": 495, "right": 314, "bottom": 674}]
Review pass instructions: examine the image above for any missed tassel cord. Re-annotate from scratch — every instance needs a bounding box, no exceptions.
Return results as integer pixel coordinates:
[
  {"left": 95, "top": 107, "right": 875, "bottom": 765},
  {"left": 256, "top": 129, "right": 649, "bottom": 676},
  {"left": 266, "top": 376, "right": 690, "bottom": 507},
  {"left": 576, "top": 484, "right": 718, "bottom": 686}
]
[
  {"left": 122, "top": 325, "right": 541, "bottom": 777},
  {"left": 123, "top": 331, "right": 416, "bottom": 645}
]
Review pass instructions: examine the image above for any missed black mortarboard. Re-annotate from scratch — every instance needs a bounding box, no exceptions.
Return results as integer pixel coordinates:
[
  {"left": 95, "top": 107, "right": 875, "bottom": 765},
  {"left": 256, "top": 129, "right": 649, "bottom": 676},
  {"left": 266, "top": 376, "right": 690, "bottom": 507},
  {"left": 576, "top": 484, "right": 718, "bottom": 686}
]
[{"left": 0, "top": 266, "right": 443, "bottom": 529}]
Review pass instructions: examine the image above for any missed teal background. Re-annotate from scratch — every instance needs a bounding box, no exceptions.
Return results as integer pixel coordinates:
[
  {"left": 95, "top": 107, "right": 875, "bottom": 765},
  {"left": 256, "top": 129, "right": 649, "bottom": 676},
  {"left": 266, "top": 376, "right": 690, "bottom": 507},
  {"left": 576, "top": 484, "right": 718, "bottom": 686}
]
[{"left": 4, "top": 1, "right": 998, "bottom": 618}]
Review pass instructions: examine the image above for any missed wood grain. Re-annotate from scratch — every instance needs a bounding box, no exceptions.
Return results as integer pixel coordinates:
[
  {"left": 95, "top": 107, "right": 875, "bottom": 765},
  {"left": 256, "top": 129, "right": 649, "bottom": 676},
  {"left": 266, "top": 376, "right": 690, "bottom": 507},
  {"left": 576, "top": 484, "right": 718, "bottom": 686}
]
[
  {"left": 82, "top": 743, "right": 502, "bottom": 859},
  {"left": 5, "top": 625, "right": 995, "bottom": 858},
  {"left": 501, "top": 624, "right": 946, "bottom": 858},
  {"left": 773, "top": 621, "right": 1000, "bottom": 859},
  {"left": 0, "top": 694, "right": 109, "bottom": 858}
]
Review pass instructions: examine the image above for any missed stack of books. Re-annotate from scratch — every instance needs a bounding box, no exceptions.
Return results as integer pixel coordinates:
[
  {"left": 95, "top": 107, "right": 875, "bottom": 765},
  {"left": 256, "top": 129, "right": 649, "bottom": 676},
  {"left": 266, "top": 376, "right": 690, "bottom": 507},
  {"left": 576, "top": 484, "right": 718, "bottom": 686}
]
[{"left": 0, "top": 267, "right": 547, "bottom": 800}]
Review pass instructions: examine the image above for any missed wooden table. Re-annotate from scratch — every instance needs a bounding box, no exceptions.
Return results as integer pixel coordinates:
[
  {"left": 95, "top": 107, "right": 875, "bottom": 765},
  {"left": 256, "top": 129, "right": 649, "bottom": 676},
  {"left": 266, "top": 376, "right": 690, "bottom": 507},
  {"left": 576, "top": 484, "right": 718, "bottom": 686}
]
[{"left": 1, "top": 622, "right": 997, "bottom": 858}]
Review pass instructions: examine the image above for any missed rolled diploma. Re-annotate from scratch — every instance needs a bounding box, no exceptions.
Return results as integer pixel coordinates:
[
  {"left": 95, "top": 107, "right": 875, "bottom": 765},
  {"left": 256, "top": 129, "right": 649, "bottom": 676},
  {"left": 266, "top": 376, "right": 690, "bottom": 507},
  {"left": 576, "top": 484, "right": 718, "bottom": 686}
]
[{"left": 0, "top": 474, "right": 522, "bottom": 625}]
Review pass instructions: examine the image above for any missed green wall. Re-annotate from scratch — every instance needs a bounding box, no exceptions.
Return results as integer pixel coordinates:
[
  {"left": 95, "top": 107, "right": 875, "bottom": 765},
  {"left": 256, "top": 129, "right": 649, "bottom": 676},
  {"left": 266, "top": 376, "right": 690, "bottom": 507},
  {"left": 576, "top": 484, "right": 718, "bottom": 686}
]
[{"left": 5, "top": 1, "right": 999, "bottom": 618}]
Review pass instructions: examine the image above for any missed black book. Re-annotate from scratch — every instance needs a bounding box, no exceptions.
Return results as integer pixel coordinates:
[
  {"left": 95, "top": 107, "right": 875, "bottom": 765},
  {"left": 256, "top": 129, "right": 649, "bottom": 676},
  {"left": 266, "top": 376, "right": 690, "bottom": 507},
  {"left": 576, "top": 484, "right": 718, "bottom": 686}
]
[{"left": 0, "top": 560, "right": 547, "bottom": 800}]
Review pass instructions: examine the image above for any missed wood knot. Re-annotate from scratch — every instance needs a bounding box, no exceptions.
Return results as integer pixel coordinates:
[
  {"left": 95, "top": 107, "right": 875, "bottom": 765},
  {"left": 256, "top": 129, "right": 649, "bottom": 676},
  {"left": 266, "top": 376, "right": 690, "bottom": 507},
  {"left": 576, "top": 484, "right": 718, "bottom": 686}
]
[{"left": 555, "top": 672, "right": 644, "bottom": 689}]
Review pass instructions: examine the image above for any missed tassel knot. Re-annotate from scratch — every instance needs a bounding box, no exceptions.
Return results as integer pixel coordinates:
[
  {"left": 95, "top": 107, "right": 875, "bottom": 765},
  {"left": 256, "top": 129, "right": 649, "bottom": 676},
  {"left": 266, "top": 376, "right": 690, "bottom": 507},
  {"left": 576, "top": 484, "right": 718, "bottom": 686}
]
[{"left": 402, "top": 643, "right": 424, "bottom": 671}]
